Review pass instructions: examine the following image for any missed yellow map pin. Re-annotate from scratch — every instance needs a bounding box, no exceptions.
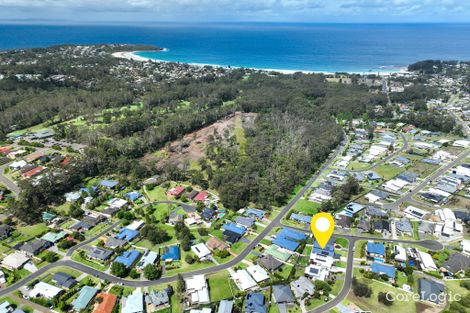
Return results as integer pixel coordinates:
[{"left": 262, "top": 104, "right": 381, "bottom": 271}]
[{"left": 310, "top": 212, "right": 335, "bottom": 248}]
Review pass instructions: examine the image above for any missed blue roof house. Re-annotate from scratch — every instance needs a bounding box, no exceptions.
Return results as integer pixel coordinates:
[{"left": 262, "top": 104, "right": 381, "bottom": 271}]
[
  {"left": 371, "top": 262, "right": 396, "bottom": 280},
  {"left": 124, "top": 191, "right": 142, "bottom": 201},
  {"left": 115, "top": 250, "right": 141, "bottom": 268},
  {"left": 99, "top": 180, "right": 119, "bottom": 189},
  {"left": 117, "top": 228, "right": 139, "bottom": 242},
  {"left": 72, "top": 286, "right": 98, "bottom": 311},
  {"left": 290, "top": 213, "right": 312, "bottom": 225},
  {"left": 161, "top": 246, "right": 180, "bottom": 261},
  {"left": 245, "top": 208, "right": 266, "bottom": 220},
  {"left": 313, "top": 238, "right": 335, "bottom": 257},
  {"left": 366, "top": 242, "right": 385, "bottom": 262},
  {"left": 245, "top": 292, "right": 266, "bottom": 313},
  {"left": 221, "top": 223, "right": 246, "bottom": 236},
  {"left": 272, "top": 228, "right": 307, "bottom": 252}
]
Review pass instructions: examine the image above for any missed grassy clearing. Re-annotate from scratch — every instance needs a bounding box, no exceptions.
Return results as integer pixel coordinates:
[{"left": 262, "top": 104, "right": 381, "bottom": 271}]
[
  {"left": 374, "top": 164, "right": 404, "bottom": 180},
  {"left": 292, "top": 199, "right": 319, "bottom": 215},
  {"left": 18, "top": 223, "right": 48, "bottom": 237},
  {"left": 208, "top": 271, "right": 233, "bottom": 301}
]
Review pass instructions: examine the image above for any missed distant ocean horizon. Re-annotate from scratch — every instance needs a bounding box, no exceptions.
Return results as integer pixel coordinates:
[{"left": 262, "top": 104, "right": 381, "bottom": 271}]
[{"left": 1, "top": 23, "right": 470, "bottom": 73}]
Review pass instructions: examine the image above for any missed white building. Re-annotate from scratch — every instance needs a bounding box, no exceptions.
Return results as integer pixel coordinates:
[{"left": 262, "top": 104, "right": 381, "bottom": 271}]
[
  {"left": 1, "top": 251, "right": 30, "bottom": 271},
  {"left": 29, "top": 282, "right": 62, "bottom": 299},
  {"left": 191, "top": 243, "right": 211, "bottom": 261},
  {"left": 246, "top": 265, "right": 269, "bottom": 283},
  {"left": 126, "top": 220, "right": 144, "bottom": 231},
  {"left": 416, "top": 250, "right": 437, "bottom": 271},
  {"left": 404, "top": 206, "right": 429, "bottom": 220},
  {"left": 394, "top": 245, "right": 407, "bottom": 262},
  {"left": 461, "top": 240, "right": 470, "bottom": 256},
  {"left": 185, "top": 275, "right": 210, "bottom": 305},
  {"left": 232, "top": 270, "right": 257, "bottom": 291},
  {"left": 454, "top": 164, "right": 470, "bottom": 177}
]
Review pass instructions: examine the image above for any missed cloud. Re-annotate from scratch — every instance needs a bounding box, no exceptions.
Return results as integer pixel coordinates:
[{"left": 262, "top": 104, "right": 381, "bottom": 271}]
[{"left": 0, "top": 0, "right": 468, "bottom": 22}]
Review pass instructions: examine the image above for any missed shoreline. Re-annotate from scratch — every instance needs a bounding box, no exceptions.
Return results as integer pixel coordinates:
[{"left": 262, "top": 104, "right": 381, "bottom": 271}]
[{"left": 111, "top": 51, "right": 409, "bottom": 76}]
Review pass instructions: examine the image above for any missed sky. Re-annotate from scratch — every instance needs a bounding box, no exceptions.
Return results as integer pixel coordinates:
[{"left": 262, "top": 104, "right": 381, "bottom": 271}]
[{"left": 0, "top": 0, "right": 469, "bottom": 23}]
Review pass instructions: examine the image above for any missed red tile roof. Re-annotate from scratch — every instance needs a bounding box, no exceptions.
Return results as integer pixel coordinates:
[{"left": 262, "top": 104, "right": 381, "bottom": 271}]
[
  {"left": 167, "top": 186, "right": 185, "bottom": 196},
  {"left": 93, "top": 293, "right": 117, "bottom": 313},
  {"left": 194, "top": 191, "right": 208, "bottom": 202},
  {"left": 0, "top": 147, "right": 12, "bottom": 154},
  {"left": 21, "top": 166, "right": 45, "bottom": 178}
]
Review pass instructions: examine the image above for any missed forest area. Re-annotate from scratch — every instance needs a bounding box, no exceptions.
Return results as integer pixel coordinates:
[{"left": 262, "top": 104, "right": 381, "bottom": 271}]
[{"left": 0, "top": 45, "right": 390, "bottom": 221}]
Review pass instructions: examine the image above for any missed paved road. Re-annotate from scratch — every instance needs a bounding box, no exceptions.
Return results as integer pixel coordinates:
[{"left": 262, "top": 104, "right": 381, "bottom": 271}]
[
  {"left": 0, "top": 163, "right": 20, "bottom": 196},
  {"left": 350, "top": 132, "right": 409, "bottom": 173},
  {"left": 383, "top": 146, "right": 470, "bottom": 211},
  {"left": 0, "top": 134, "right": 349, "bottom": 298}
]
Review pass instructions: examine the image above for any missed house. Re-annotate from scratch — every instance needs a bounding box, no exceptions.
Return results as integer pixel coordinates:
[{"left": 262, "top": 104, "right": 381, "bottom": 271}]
[
  {"left": 365, "top": 206, "right": 388, "bottom": 218},
  {"left": 191, "top": 243, "right": 211, "bottom": 260},
  {"left": 290, "top": 276, "right": 314, "bottom": 299},
  {"left": 235, "top": 216, "right": 255, "bottom": 228},
  {"left": 185, "top": 275, "right": 210, "bottom": 305},
  {"left": 169, "top": 211, "right": 185, "bottom": 225},
  {"left": 454, "top": 164, "right": 470, "bottom": 177},
  {"left": 357, "top": 218, "right": 371, "bottom": 232},
  {"left": 21, "top": 166, "right": 45, "bottom": 178},
  {"left": 126, "top": 220, "right": 145, "bottom": 231},
  {"left": 114, "top": 250, "right": 141, "bottom": 268},
  {"left": 272, "top": 285, "right": 295, "bottom": 304},
  {"left": 344, "top": 202, "right": 365, "bottom": 216},
  {"left": 122, "top": 290, "right": 144, "bottom": 313},
  {"left": 82, "top": 246, "right": 114, "bottom": 261},
  {"left": 20, "top": 239, "right": 52, "bottom": 256},
  {"left": 391, "top": 156, "right": 411, "bottom": 167},
  {"left": 9, "top": 160, "right": 27, "bottom": 171},
  {"left": 246, "top": 265, "right": 269, "bottom": 283},
  {"left": 272, "top": 228, "right": 307, "bottom": 252},
  {"left": 441, "top": 253, "right": 470, "bottom": 276},
  {"left": 28, "top": 282, "right": 63, "bottom": 299},
  {"left": 336, "top": 215, "right": 352, "bottom": 229},
  {"left": 136, "top": 250, "right": 158, "bottom": 271},
  {"left": 72, "top": 286, "right": 98, "bottom": 311},
  {"left": 404, "top": 206, "right": 429, "bottom": 220},
  {"left": 418, "top": 278, "right": 445, "bottom": 304},
  {"left": 0, "top": 225, "right": 12, "bottom": 239},
  {"left": 366, "top": 242, "right": 385, "bottom": 262},
  {"left": 105, "top": 237, "right": 127, "bottom": 249},
  {"left": 42, "top": 211, "right": 57, "bottom": 223},
  {"left": 365, "top": 189, "right": 389, "bottom": 203},
  {"left": 258, "top": 254, "right": 283, "bottom": 272},
  {"left": 396, "top": 218, "right": 413, "bottom": 235},
  {"left": 201, "top": 208, "right": 216, "bottom": 221},
  {"left": 373, "top": 219, "right": 390, "bottom": 233},
  {"left": 117, "top": 228, "right": 139, "bottom": 242},
  {"left": 304, "top": 264, "right": 331, "bottom": 281},
  {"left": 461, "top": 240, "right": 470, "bottom": 255},
  {"left": 370, "top": 262, "right": 396, "bottom": 280},
  {"left": 41, "top": 231, "right": 67, "bottom": 243},
  {"left": 52, "top": 272, "right": 77, "bottom": 289},
  {"left": 218, "top": 300, "right": 233, "bottom": 313},
  {"left": 93, "top": 293, "right": 117, "bottom": 313},
  {"left": 107, "top": 198, "right": 128, "bottom": 210},
  {"left": 397, "top": 171, "right": 418, "bottom": 183},
  {"left": 1, "top": 251, "right": 30, "bottom": 271},
  {"left": 99, "top": 180, "right": 119, "bottom": 189},
  {"left": 245, "top": 208, "right": 266, "bottom": 220},
  {"left": 161, "top": 246, "right": 180, "bottom": 261},
  {"left": 70, "top": 221, "right": 93, "bottom": 232},
  {"left": 124, "top": 191, "right": 142, "bottom": 201},
  {"left": 167, "top": 186, "right": 185, "bottom": 197},
  {"left": 65, "top": 192, "right": 81, "bottom": 202},
  {"left": 146, "top": 290, "right": 170, "bottom": 309},
  {"left": 186, "top": 190, "right": 199, "bottom": 200},
  {"left": 206, "top": 237, "right": 229, "bottom": 252},
  {"left": 394, "top": 245, "right": 407, "bottom": 262},
  {"left": 232, "top": 270, "right": 257, "bottom": 291},
  {"left": 0, "top": 301, "right": 24, "bottom": 313},
  {"left": 245, "top": 292, "right": 266, "bottom": 313},
  {"left": 366, "top": 171, "right": 382, "bottom": 181},
  {"left": 194, "top": 191, "right": 209, "bottom": 202},
  {"left": 416, "top": 250, "right": 438, "bottom": 271},
  {"left": 290, "top": 213, "right": 311, "bottom": 225},
  {"left": 222, "top": 223, "right": 246, "bottom": 244}
]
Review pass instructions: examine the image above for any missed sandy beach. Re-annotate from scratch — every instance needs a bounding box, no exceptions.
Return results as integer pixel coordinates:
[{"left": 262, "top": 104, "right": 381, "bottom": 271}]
[{"left": 112, "top": 51, "right": 407, "bottom": 76}]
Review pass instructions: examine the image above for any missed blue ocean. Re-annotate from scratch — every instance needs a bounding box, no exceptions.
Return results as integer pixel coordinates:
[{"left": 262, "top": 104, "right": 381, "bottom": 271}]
[{"left": 1, "top": 23, "right": 470, "bottom": 73}]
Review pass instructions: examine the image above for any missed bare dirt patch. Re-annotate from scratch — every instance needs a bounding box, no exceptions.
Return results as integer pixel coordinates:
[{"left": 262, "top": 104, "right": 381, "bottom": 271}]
[{"left": 145, "top": 112, "right": 256, "bottom": 168}]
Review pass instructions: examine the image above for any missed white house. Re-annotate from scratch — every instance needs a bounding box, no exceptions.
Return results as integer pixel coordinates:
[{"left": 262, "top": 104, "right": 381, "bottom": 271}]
[
  {"left": 185, "top": 275, "right": 210, "bottom": 305},
  {"left": 29, "top": 282, "right": 62, "bottom": 299},
  {"left": 1, "top": 251, "right": 30, "bottom": 271},
  {"left": 416, "top": 250, "right": 438, "bottom": 271},
  {"left": 246, "top": 265, "right": 269, "bottom": 283},
  {"left": 191, "top": 243, "right": 211, "bottom": 261},
  {"left": 232, "top": 270, "right": 257, "bottom": 291}
]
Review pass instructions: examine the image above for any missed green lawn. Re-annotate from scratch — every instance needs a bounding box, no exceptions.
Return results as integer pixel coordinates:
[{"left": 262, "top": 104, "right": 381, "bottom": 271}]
[
  {"left": 18, "top": 223, "right": 48, "bottom": 237},
  {"left": 335, "top": 237, "right": 349, "bottom": 248},
  {"left": 348, "top": 274, "right": 417, "bottom": 313},
  {"left": 208, "top": 271, "right": 234, "bottom": 301},
  {"left": 374, "top": 164, "right": 405, "bottom": 180},
  {"left": 292, "top": 199, "right": 319, "bottom": 215},
  {"left": 145, "top": 186, "right": 169, "bottom": 202}
]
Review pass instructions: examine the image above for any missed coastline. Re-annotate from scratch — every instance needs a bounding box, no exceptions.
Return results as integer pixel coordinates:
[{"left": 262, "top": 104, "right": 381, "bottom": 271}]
[{"left": 112, "top": 51, "right": 408, "bottom": 76}]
